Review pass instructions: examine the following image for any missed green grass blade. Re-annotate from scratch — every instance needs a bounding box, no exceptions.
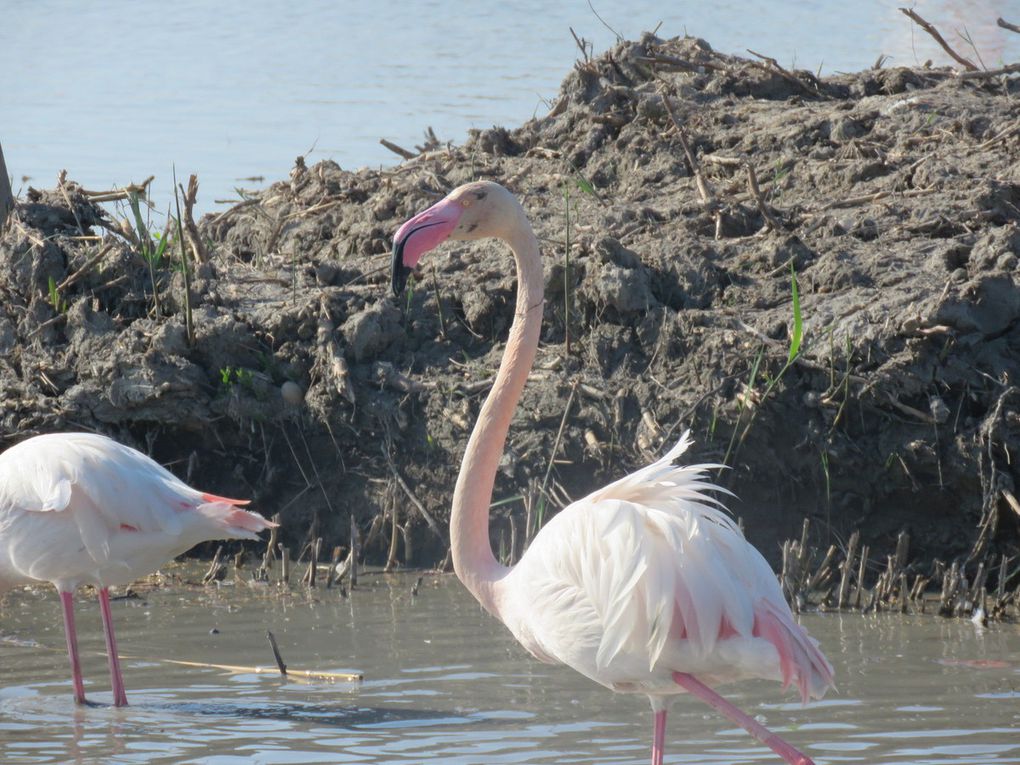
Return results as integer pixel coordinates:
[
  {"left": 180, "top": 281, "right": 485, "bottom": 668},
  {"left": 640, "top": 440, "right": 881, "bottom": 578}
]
[{"left": 787, "top": 261, "right": 803, "bottom": 363}]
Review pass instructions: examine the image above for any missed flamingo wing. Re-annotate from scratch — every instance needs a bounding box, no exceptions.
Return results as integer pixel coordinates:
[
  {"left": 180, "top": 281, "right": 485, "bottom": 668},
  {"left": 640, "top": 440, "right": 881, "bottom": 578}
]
[
  {"left": 0, "top": 433, "right": 263, "bottom": 566},
  {"left": 500, "top": 433, "right": 833, "bottom": 701}
]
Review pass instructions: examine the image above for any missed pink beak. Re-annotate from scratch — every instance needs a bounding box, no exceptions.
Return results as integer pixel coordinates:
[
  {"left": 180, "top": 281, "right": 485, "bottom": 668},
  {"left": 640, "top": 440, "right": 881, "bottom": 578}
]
[{"left": 391, "top": 197, "right": 463, "bottom": 294}]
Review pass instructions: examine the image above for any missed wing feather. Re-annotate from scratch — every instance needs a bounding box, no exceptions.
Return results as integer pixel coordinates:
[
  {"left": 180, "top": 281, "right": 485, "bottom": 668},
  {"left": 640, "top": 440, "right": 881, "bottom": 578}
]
[{"left": 501, "top": 433, "right": 833, "bottom": 701}]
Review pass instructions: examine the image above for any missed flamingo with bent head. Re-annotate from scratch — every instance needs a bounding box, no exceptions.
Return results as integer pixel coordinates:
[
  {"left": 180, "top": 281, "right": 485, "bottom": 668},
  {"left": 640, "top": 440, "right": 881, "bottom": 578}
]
[
  {"left": 0, "top": 432, "right": 274, "bottom": 706},
  {"left": 391, "top": 181, "right": 833, "bottom": 765}
]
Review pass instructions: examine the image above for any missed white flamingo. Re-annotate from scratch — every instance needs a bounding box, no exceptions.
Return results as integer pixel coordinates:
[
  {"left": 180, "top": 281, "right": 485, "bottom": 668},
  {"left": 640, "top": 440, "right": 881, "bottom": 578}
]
[
  {"left": 0, "top": 432, "right": 273, "bottom": 706},
  {"left": 392, "top": 181, "right": 833, "bottom": 765}
]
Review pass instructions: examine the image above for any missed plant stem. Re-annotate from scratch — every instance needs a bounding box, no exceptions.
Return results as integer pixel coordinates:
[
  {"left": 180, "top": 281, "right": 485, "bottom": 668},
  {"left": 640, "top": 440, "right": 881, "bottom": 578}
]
[
  {"left": 172, "top": 167, "right": 194, "bottom": 346},
  {"left": 563, "top": 183, "right": 572, "bottom": 358}
]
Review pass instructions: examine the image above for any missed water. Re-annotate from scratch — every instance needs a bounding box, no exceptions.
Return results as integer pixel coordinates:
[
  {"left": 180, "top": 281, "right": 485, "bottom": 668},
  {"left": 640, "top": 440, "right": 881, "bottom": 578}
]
[
  {"left": 1, "top": 1, "right": 1018, "bottom": 214},
  {"left": 1, "top": 568, "right": 1019, "bottom": 764}
]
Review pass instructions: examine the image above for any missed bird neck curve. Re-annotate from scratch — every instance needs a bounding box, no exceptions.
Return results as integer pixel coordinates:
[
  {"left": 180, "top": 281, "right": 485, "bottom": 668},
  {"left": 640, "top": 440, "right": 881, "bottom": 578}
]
[{"left": 450, "top": 205, "right": 543, "bottom": 617}]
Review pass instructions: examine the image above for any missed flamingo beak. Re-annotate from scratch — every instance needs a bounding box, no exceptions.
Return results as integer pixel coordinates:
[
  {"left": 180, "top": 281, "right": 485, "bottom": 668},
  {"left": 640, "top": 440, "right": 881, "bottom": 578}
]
[{"left": 391, "top": 197, "right": 463, "bottom": 295}]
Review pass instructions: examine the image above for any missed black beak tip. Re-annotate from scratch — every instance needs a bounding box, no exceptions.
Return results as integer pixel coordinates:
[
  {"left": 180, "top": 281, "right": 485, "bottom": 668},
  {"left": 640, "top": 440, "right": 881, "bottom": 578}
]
[{"left": 391, "top": 239, "right": 411, "bottom": 296}]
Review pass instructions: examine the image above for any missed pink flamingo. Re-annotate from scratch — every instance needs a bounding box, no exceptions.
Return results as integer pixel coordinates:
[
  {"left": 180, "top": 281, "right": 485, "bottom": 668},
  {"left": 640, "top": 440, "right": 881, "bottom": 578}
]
[
  {"left": 392, "top": 181, "right": 834, "bottom": 765},
  {"left": 0, "top": 432, "right": 273, "bottom": 706}
]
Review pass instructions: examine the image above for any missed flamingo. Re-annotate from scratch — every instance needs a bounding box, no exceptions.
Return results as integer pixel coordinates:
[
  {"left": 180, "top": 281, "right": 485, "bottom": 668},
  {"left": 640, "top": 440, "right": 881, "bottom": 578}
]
[
  {"left": 0, "top": 432, "right": 274, "bottom": 706},
  {"left": 392, "top": 181, "right": 834, "bottom": 765}
]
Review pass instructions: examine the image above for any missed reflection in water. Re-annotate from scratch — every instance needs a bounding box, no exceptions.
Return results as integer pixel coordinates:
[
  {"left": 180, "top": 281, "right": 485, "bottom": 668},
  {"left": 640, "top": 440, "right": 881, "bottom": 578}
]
[{"left": 1, "top": 572, "right": 1020, "bottom": 763}]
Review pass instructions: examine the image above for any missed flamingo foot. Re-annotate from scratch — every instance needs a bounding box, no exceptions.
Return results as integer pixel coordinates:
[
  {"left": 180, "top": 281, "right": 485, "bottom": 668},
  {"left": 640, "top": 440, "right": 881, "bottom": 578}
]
[{"left": 672, "top": 672, "right": 813, "bottom": 765}]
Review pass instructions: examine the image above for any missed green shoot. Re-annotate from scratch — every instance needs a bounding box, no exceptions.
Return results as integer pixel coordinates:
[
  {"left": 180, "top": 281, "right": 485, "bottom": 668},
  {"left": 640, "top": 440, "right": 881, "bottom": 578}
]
[
  {"left": 128, "top": 190, "right": 165, "bottom": 316},
  {"left": 728, "top": 263, "right": 807, "bottom": 465},
  {"left": 172, "top": 167, "right": 194, "bottom": 345},
  {"left": 47, "top": 276, "right": 67, "bottom": 313},
  {"left": 562, "top": 181, "right": 572, "bottom": 357},
  {"left": 787, "top": 261, "right": 802, "bottom": 363}
]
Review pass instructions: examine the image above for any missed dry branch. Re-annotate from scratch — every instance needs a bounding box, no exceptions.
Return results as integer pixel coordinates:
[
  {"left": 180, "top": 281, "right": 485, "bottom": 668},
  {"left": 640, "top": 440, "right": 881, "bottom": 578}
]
[
  {"left": 380, "top": 138, "right": 416, "bottom": 160},
  {"left": 997, "top": 17, "right": 1020, "bottom": 34},
  {"left": 898, "top": 8, "right": 979, "bottom": 71},
  {"left": 746, "top": 49, "right": 828, "bottom": 98},
  {"left": 659, "top": 90, "right": 723, "bottom": 237},
  {"left": 57, "top": 243, "right": 115, "bottom": 292}
]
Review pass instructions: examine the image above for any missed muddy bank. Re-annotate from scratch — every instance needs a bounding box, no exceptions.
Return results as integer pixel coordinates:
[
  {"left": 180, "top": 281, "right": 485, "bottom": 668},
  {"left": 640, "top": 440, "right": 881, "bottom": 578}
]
[{"left": 2, "top": 34, "right": 1019, "bottom": 599}]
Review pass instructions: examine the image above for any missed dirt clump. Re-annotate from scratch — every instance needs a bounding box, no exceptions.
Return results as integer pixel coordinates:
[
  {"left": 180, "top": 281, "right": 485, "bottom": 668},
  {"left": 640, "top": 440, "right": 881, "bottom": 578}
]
[{"left": 2, "top": 34, "right": 1020, "bottom": 582}]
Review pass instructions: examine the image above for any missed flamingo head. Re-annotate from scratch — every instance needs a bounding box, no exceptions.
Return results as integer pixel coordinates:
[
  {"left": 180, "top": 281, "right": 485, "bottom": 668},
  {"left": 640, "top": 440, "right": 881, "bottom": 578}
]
[{"left": 391, "top": 181, "right": 517, "bottom": 295}]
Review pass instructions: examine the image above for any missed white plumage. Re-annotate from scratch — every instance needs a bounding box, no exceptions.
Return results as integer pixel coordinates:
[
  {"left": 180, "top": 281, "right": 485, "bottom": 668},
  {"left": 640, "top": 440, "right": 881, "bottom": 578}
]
[
  {"left": 392, "top": 181, "right": 834, "bottom": 765},
  {"left": 500, "top": 433, "right": 833, "bottom": 703},
  {"left": 0, "top": 432, "right": 273, "bottom": 706}
]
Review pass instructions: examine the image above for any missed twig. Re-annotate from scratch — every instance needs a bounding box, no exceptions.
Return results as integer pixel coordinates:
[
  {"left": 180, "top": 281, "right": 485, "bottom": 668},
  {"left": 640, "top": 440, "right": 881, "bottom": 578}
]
[
  {"left": 815, "top": 186, "right": 937, "bottom": 212},
  {"left": 659, "top": 89, "right": 722, "bottom": 237},
  {"left": 380, "top": 138, "right": 416, "bottom": 160},
  {"left": 569, "top": 26, "right": 591, "bottom": 63},
  {"left": 636, "top": 54, "right": 724, "bottom": 73},
  {"left": 745, "top": 163, "right": 784, "bottom": 232},
  {"left": 586, "top": 0, "right": 622, "bottom": 42},
  {"left": 266, "top": 630, "right": 287, "bottom": 675},
  {"left": 539, "top": 382, "right": 578, "bottom": 502},
  {"left": 202, "top": 546, "right": 226, "bottom": 584},
  {"left": 82, "top": 176, "right": 154, "bottom": 203},
  {"left": 383, "top": 443, "right": 443, "bottom": 538},
  {"left": 976, "top": 123, "right": 1020, "bottom": 150},
  {"left": 957, "top": 63, "right": 1020, "bottom": 80},
  {"left": 898, "top": 8, "right": 979, "bottom": 71},
  {"left": 998, "top": 17, "right": 1020, "bottom": 34},
  {"left": 56, "top": 242, "right": 115, "bottom": 292},
  {"left": 56, "top": 171, "right": 87, "bottom": 237},
  {"left": 746, "top": 49, "right": 828, "bottom": 98}
]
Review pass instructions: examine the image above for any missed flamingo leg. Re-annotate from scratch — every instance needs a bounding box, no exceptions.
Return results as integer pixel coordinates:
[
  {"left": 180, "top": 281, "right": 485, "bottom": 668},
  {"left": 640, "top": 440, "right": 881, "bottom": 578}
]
[
  {"left": 98, "top": 587, "right": 128, "bottom": 707},
  {"left": 672, "top": 672, "right": 814, "bottom": 765},
  {"left": 58, "top": 590, "right": 86, "bottom": 705},
  {"left": 651, "top": 708, "right": 667, "bottom": 765}
]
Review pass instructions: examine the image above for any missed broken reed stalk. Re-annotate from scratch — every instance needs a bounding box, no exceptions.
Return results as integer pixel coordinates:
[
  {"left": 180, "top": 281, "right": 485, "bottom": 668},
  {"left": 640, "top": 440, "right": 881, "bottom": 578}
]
[
  {"left": 385, "top": 500, "right": 400, "bottom": 573},
  {"left": 379, "top": 138, "right": 416, "bottom": 159},
  {"left": 806, "top": 544, "right": 838, "bottom": 592},
  {"left": 854, "top": 544, "right": 869, "bottom": 609},
  {"left": 266, "top": 630, "right": 287, "bottom": 675},
  {"left": 745, "top": 163, "right": 784, "bottom": 232},
  {"left": 326, "top": 545, "right": 342, "bottom": 589},
  {"left": 837, "top": 530, "right": 860, "bottom": 608},
  {"left": 180, "top": 174, "right": 209, "bottom": 263},
  {"left": 57, "top": 242, "right": 114, "bottom": 292},
  {"left": 348, "top": 514, "right": 359, "bottom": 587},
  {"left": 258, "top": 514, "right": 280, "bottom": 580},
  {"left": 279, "top": 544, "right": 291, "bottom": 585},
  {"left": 302, "top": 537, "right": 321, "bottom": 587},
  {"left": 659, "top": 89, "right": 723, "bottom": 238},
  {"left": 102, "top": 654, "right": 362, "bottom": 683},
  {"left": 202, "top": 545, "right": 225, "bottom": 584}
]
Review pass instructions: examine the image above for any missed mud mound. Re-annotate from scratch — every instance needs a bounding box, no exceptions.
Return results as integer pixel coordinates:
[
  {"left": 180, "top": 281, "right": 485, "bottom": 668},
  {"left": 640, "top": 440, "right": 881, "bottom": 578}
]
[{"left": 2, "top": 34, "right": 1019, "bottom": 579}]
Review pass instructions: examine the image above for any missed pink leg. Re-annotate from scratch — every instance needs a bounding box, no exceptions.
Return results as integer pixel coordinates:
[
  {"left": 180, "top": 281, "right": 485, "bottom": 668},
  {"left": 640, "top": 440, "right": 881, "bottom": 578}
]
[
  {"left": 672, "top": 672, "right": 813, "bottom": 765},
  {"left": 651, "top": 709, "right": 666, "bottom": 765},
  {"left": 59, "top": 591, "right": 87, "bottom": 704},
  {"left": 98, "top": 588, "right": 129, "bottom": 707}
]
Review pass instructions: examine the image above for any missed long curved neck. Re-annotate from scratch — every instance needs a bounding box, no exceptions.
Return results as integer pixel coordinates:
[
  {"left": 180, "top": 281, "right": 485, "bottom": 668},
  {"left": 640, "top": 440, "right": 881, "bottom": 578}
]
[{"left": 451, "top": 210, "right": 543, "bottom": 615}]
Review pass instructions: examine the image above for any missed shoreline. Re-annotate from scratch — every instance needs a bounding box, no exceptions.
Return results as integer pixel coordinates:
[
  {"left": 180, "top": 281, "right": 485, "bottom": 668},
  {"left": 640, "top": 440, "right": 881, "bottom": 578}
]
[{"left": 2, "top": 31, "right": 1019, "bottom": 621}]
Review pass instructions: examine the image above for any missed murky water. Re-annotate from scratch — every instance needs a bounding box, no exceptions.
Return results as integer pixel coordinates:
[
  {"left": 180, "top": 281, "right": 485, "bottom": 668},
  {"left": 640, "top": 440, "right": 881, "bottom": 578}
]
[
  {"left": 2, "top": 1, "right": 1018, "bottom": 214},
  {"left": 1, "top": 568, "right": 1018, "bottom": 764}
]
